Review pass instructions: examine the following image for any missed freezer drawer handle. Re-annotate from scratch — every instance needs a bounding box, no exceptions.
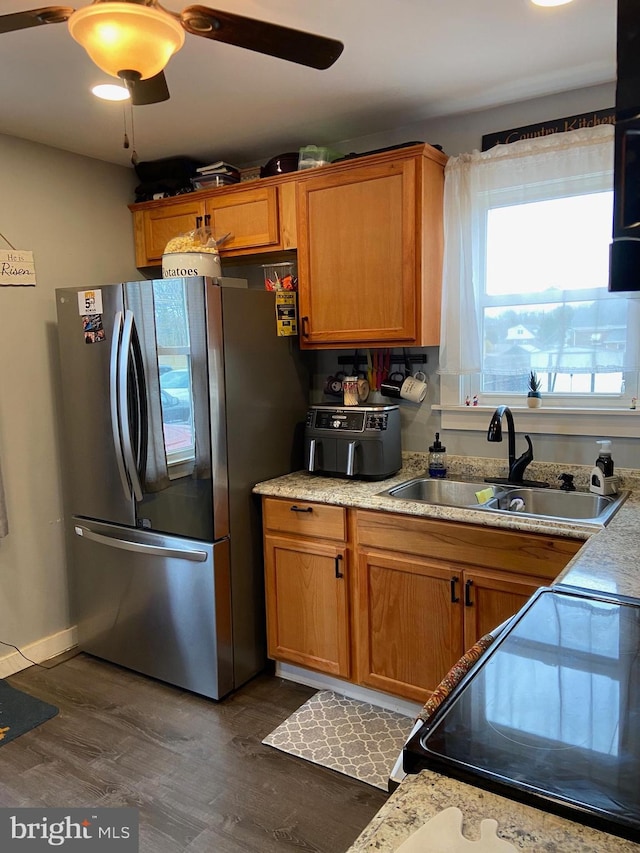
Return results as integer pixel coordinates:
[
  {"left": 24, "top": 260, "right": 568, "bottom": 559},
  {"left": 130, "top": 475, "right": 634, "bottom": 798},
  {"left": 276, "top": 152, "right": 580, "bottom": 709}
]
[{"left": 74, "top": 525, "right": 208, "bottom": 562}]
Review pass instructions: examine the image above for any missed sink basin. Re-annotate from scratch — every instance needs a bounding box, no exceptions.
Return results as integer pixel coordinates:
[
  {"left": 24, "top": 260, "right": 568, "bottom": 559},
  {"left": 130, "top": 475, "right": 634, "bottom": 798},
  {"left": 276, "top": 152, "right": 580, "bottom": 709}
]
[
  {"left": 483, "top": 487, "right": 628, "bottom": 525},
  {"left": 380, "top": 477, "right": 629, "bottom": 525},
  {"left": 381, "top": 478, "right": 495, "bottom": 508}
]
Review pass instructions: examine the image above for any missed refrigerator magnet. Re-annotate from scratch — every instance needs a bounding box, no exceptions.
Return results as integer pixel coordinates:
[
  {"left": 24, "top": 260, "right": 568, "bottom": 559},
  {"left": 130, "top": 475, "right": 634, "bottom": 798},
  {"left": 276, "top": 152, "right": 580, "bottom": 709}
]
[
  {"left": 77, "top": 288, "right": 103, "bottom": 316},
  {"left": 82, "top": 313, "right": 105, "bottom": 344},
  {"left": 275, "top": 291, "right": 298, "bottom": 336}
]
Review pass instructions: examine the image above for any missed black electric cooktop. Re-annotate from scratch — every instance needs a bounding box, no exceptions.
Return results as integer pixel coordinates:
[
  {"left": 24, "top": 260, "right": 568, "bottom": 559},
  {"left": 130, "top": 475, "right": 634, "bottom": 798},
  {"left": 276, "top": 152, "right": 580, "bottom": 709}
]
[{"left": 403, "top": 586, "right": 640, "bottom": 842}]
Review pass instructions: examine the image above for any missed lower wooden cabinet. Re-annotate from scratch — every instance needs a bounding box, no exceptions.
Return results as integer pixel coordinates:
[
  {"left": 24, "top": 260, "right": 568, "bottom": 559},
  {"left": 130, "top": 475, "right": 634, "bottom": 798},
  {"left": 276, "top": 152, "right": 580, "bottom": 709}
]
[
  {"left": 261, "top": 498, "right": 583, "bottom": 702},
  {"left": 354, "top": 550, "right": 548, "bottom": 703},
  {"left": 354, "top": 549, "right": 463, "bottom": 703},
  {"left": 262, "top": 498, "right": 350, "bottom": 678}
]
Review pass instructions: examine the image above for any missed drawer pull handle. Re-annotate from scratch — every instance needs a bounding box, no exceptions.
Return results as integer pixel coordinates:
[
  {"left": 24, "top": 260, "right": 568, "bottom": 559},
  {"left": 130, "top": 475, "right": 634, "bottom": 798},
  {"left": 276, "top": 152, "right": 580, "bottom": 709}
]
[
  {"left": 290, "top": 505, "right": 313, "bottom": 513},
  {"left": 450, "top": 576, "right": 459, "bottom": 603},
  {"left": 465, "top": 579, "right": 474, "bottom": 607},
  {"left": 335, "top": 554, "right": 344, "bottom": 579}
]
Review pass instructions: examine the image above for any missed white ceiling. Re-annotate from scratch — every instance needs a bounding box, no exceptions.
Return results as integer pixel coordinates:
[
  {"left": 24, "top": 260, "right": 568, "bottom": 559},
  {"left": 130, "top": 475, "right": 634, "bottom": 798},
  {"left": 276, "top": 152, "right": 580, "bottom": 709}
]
[{"left": 0, "top": 0, "right": 617, "bottom": 169}]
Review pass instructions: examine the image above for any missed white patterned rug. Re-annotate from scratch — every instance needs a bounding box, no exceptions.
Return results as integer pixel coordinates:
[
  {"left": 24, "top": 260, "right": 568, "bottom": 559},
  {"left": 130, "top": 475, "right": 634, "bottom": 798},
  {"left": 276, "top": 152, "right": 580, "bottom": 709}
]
[{"left": 262, "top": 690, "right": 414, "bottom": 791}]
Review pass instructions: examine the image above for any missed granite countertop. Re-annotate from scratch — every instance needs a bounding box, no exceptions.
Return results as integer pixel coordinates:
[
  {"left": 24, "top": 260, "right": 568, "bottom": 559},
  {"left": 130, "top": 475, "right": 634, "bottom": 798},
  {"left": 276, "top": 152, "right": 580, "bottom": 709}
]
[
  {"left": 254, "top": 453, "right": 640, "bottom": 599},
  {"left": 346, "top": 771, "right": 639, "bottom": 852},
  {"left": 254, "top": 454, "right": 640, "bottom": 850}
]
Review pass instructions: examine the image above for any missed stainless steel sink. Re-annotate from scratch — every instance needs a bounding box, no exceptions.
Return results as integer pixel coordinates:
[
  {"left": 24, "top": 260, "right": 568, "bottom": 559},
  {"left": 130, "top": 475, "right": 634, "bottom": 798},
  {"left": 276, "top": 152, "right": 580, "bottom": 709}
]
[
  {"left": 482, "top": 486, "right": 628, "bottom": 526},
  {"left": 379, "top": 477, "right": 629, "bottom": 525},
  {"left": 380, "top": 478, "right": 496, "bottom": 508}
]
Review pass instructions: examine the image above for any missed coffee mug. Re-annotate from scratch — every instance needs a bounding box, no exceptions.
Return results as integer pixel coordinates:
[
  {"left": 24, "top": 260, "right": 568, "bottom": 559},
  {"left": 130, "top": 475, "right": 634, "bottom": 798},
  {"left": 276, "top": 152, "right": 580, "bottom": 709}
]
[
  {"left": 342, "top": 376, "right": 359, "bottom": 406},
  {"left": 324, "top": 371, "right": 345, "bottom": 397},
  {"left": 380, "top": 371, "right": 405, "bottom": 398},
  {"left": 357, "top": 377, "right": 370, "bottom": 403},
  {"left": 401, "top": 371, "right": 428, "bottom": 403}
]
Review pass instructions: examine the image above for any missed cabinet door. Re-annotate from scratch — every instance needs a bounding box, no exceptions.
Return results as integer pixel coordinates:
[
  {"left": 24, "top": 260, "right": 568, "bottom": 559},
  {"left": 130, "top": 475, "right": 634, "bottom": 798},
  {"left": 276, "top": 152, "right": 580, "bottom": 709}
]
[
  {"left": 355, "top": 549, "right": 463, "bottom": 703},
  {"left": 205, "top": 186, "right": 280, "bottom": 254},
  {"left": 134, "top": 199, "right": 206, "bottom": 266},
  {"left": 296, "top": 158, "right": 418, "bottom": 347},
  {"left": 264, "top": 535, "right": 350, "bottom": 677},
  {"left": 462, "top": 568, "right": 545, "bottom": 648}
]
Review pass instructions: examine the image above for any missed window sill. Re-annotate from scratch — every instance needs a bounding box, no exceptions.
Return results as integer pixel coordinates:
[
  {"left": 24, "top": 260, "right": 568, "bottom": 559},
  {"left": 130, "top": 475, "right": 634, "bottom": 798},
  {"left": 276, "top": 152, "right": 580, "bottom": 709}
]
[{"left": 435, "top": 405, "right": 640, "bottom": 438}]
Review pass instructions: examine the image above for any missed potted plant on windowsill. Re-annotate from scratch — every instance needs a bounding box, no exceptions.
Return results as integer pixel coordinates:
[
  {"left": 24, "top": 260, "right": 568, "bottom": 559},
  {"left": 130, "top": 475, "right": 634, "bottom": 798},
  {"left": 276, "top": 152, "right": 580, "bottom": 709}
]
[{"left": 527, "top": 371, "right": 542, "bottom": 408}]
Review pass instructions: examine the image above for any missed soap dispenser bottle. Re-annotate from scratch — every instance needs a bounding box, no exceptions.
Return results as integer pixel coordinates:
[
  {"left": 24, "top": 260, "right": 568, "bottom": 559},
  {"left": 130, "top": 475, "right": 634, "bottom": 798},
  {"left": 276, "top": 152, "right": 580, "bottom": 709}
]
[
  {"left": 595, "top": 440, "right": 614, "bottom": 477},
  {"left": 428, "top": 433, "right": 447, "bottom": 479},
  {"left": 590, "top": 440, "right": 618, "bottom": 495}
]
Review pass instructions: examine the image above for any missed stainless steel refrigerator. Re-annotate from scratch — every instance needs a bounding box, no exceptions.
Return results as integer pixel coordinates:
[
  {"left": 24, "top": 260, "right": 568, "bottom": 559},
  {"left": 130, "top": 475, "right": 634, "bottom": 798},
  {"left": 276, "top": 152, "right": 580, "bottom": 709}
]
[{"left": 55, "top": 276, "right": 308, "bottom": 699}]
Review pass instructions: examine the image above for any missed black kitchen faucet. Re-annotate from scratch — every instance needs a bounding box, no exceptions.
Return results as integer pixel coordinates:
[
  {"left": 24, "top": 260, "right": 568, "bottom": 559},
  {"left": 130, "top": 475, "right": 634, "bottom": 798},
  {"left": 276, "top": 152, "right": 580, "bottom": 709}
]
[{"left": 486, "top": 405, "right": 548, "bottom": 487}]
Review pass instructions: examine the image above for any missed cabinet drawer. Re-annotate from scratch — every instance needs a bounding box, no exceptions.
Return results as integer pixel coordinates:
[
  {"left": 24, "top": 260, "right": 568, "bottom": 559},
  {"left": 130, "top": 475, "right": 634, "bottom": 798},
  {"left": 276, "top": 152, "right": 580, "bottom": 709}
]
[
  {"left": 262, "top": 497, "right": 346, "bottom": 541},
  {"left": 355, "top": 509, "right": 581, "bottom": 580}
]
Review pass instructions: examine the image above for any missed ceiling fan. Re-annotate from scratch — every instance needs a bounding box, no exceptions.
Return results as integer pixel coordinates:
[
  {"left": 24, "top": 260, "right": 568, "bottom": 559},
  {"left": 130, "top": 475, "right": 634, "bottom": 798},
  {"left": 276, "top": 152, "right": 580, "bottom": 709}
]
[{"left": 0, "top": 1, "right": 344, "bottom": 105}]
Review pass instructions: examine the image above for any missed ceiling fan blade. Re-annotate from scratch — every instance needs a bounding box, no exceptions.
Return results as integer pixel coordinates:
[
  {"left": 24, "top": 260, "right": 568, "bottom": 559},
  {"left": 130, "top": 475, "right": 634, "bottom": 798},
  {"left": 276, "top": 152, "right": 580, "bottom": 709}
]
[
  {"left": 0, "top": 6, "right": 74, "bottom": 34},
  {"left": 128, "top": 72, "right": 170, "bottom": 106},
  {"left": 180, "top": 5, "right": 343, "bottom": 70}
]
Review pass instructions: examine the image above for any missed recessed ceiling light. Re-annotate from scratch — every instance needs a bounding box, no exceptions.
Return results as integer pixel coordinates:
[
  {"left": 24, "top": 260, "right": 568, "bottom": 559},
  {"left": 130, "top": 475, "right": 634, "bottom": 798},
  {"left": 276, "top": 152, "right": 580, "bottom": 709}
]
[
  {"left": 530, "top": 0, "right": 574, "bottom": 6},
  {"left": 92, "top": 84, "right": 130, "bottom": 102}
]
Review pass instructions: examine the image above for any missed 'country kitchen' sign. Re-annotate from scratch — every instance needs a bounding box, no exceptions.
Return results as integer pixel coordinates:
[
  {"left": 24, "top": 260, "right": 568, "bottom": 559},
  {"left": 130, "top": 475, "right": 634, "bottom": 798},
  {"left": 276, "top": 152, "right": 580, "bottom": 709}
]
[
  {"left": 481, "top": 108, "right": 615, "bottom": 151},
  {"left": 0, "top": 250, "right": 36, "bottom": 286}
]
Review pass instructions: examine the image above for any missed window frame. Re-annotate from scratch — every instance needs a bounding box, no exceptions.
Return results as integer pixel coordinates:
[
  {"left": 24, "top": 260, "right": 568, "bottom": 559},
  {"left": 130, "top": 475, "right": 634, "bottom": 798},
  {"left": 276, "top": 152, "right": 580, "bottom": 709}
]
[{"left": 440, "top": 158, "right": 640, "bottom": 430}]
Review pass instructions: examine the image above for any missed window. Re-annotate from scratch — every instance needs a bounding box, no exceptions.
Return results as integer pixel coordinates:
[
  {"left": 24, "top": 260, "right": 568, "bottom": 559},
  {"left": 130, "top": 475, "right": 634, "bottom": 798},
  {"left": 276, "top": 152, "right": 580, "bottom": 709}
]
[
  {"left": 439, "top": 124, "right": 640, "bottom": 414},
  {"left": 483, "top": 190, "right": 625, "bottom": 396}
]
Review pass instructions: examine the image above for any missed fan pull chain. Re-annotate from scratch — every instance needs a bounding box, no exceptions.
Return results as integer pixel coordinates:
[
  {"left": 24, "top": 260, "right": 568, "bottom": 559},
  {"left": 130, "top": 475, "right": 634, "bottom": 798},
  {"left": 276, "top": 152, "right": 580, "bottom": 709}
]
[
  {"left": 122, "top": 102, "right": 130, "bottom": 150},
  {"left": 129, "top": 102, "right": 138, "bottom": 166}
]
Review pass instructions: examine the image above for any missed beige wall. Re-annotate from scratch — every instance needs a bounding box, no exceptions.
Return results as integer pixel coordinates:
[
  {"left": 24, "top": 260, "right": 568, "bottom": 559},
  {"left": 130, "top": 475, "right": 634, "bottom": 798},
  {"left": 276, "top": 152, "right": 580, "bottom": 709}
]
[{"left": 0, "top": 133, "right": 139, "bottom": 671}]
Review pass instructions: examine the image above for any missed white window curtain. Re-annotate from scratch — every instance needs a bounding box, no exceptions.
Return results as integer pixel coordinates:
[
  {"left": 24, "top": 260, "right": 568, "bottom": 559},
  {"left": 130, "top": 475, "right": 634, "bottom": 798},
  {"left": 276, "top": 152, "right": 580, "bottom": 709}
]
[{"left": 438, "top": 124, "right": 634, "bottom": 378}]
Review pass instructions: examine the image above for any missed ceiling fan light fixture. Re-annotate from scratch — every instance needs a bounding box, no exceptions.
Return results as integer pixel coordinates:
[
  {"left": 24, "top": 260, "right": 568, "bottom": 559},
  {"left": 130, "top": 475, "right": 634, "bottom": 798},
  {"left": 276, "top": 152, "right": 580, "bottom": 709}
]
[
  {"left": 68, "top": 2, "right": 185, "bottom": 80},
  {"left": 530, "top": 0, "right": 574, "bottom": 6},
  {"left": 92, "top": 83, "right": 130, "bottom": 101}
]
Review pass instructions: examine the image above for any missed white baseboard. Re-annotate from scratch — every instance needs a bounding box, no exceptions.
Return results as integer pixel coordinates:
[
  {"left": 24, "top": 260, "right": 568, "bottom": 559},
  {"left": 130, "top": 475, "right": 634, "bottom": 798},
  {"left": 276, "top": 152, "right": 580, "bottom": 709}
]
[
  {"left": 275, "top": 662, "right": 423, "bottom": 719},
  {"left": 0, "top": 627, "right": 78, "bottom": 678}
]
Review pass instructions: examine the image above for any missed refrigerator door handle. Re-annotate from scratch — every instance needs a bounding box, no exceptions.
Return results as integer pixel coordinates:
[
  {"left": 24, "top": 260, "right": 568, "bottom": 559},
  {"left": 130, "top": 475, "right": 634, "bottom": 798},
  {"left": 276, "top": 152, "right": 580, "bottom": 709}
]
[
  {"left": 110, "top": 310, "right": 132, "bottom": 501},
  {"left": 74, "top": 525, "right": 208, "bottom": 562},
  {"left": 118, "top": 310, "right": 144, "bottom": 501}
]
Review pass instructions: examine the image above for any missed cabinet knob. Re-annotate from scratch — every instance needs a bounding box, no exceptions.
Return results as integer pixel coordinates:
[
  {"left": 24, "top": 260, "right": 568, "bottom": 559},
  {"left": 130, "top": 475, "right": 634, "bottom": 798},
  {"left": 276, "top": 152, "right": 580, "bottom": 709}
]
[
  {"left": 335, "top": 554, "right": 344, "bottom": 579},
  {"left": 301, "top": 316, "right": 310, "bottom": 337}
]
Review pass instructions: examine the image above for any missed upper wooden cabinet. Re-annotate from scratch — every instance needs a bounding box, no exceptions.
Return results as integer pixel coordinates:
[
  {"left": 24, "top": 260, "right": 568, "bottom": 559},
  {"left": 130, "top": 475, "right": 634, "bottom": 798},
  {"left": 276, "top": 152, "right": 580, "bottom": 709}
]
[
  {"left": 295, "top": 144, "right": 447, "bottom": 349},
  {"left": 129, "top": 178, "right": 297, "bottom": 268},
  {"left": 132, "top": 197, "right": 206, "bottom": 268}
]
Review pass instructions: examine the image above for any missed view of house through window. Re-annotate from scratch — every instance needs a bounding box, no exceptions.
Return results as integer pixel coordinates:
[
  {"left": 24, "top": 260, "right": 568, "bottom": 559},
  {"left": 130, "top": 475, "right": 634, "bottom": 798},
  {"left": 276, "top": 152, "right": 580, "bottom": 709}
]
[
  {"left": 153, "top": 279, "right": 195, "bottom": 464},
  {"left": 482, "top": 189, "right": 627, "bottom": 396}
]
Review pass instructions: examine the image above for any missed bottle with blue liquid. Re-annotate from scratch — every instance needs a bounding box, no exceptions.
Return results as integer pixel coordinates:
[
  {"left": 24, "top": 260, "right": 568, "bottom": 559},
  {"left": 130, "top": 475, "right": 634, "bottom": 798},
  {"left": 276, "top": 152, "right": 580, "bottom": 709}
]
[{"left": 428, "top": 433, "right": 447, "bottom": 479}]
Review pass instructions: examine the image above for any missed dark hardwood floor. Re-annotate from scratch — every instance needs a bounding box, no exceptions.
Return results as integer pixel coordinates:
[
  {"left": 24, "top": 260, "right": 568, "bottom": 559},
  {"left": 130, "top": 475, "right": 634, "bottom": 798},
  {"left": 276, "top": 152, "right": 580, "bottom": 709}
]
[{"left": 0, "top": 654, "right": 388, "bottom": 852}]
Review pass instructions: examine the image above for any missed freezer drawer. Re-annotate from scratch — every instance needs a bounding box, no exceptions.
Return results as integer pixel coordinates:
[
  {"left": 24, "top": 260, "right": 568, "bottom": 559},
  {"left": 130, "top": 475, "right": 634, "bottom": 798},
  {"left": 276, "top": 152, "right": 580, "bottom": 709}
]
[{"left": 71, "top": 518, "right": 233, "bottom": 700}]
